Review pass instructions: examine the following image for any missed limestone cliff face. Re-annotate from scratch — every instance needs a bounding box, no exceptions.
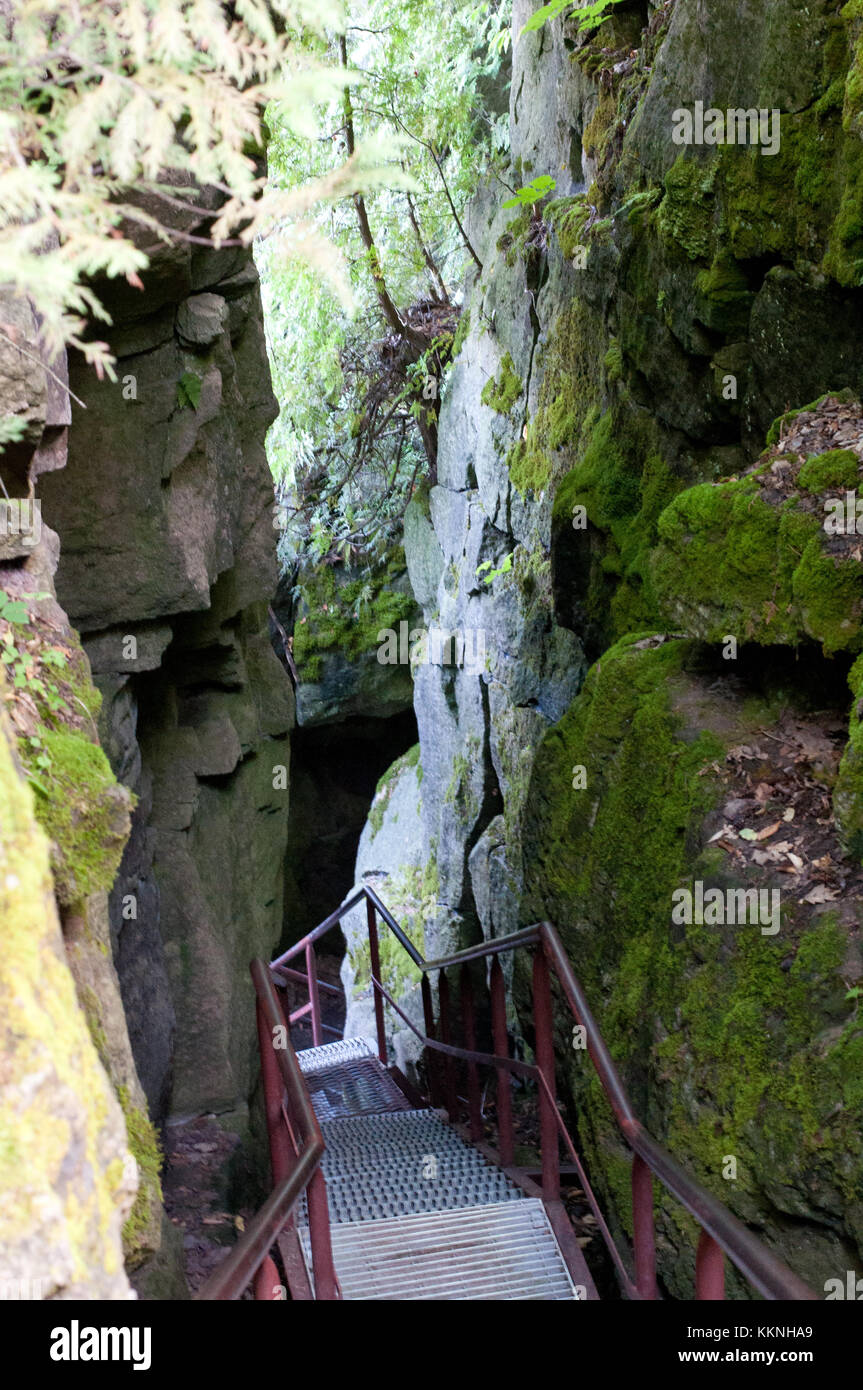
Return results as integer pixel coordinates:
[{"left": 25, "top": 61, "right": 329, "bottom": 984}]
[
  {"left": 355, "top": 0, "right": 863, "bottom": 1293},
  {"left": 0, "top": 690, "right": 136, "bottom": 1299},
  {"left": 0, "top": 200, "right": 293, "bottom": 1295},
  {"left": 40, "top": 240, "right": 295, "bottom": 1123},
  {"left": 0, "top": 286, "right": 164, "bottom": 1295}
]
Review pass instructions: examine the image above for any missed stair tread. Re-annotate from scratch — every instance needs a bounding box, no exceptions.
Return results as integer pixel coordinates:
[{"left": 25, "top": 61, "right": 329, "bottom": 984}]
[
  {"left": 299, "top": 1200, "right": 580, "bottom": 1301},
  {"left": 294, "top": 1046, "right": 577, "bottom": 1299}
]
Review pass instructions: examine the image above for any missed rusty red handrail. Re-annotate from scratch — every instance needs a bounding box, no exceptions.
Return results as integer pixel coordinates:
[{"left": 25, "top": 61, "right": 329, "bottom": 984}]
[
  {"left": 195, "top": 960, "right": 338, "bottom": 1301},
  {"left": 269, "top": 884, "right": 817, "bottom": 1302}
]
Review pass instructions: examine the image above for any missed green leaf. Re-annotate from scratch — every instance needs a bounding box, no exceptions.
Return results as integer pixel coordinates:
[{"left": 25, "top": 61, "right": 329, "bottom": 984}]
[
  {"left": 0, "top": 593, "right": 30, "bottom": 624},
  {"left": 521, "top": 1, "right": 626, "bottom": 36},
  {"left": 502, "top": 175, "right": 557, "bottom": 208},
  {"left": 177, "top": 371, "right": 203, "bottom": 410},
  {"left": 521, "top": 1, "right": 571, "bottom": 33}
]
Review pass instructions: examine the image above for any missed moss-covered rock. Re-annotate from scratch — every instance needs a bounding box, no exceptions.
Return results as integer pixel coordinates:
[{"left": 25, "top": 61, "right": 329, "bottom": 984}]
[
  {"left": 481, "top": 352, "right": 523, "bottom": 415},
  {"left": 652, "top": 396, "right": 863, "bottom": 656},
  {"left": 290, "top": 547, "right": 420, "bottom": 725},
  {"left": 0, "top": 680, "right": 136, "bottom": 1298},
  {"left": 30, "top": 730, "right": 133, "bottom": 907},
  {"left": 522, "top": 637, "right": 863, "bottom": 1294}
]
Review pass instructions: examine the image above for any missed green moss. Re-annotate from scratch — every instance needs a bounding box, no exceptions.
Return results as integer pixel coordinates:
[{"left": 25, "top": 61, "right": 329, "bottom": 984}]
[
  {"left": 348, "top": 856, "right": 439, "bottom": 998},
  {"left": 523, "top": 639, "right": 863, "bottom": 1295},
  {"left": 444, "top": 739, "right": 481, "bottom": 822},
  {"left": 80, "top": 984, "right": 110, "bottom": 1071},
  {"left": 481, "top": 352, "right": 522, "bottom": 415},
  {"left": 451, "top": 308, "right": 471, "bottom": 359},
  {"left": 834, "top": 650, "right": 863, "bottom": 864},
  {"left": 551, "top": 404, "right": 681, "bottom": 642},
  {"left": 293, "top": 547, "right": 418, "bottom": 675},
  {"left": 0, "top": 684, "right": 130, "bottom": 1288},
  {"left": 508, "top": 299, "right": 604, "bottom": 500},
  {"left": 657, "top": 156, "right": 717, "bottom": 261},
  {"left": 695, "top": 252, "right": 754, "bottom": 335},
  {"left": 603, "top": 338, "right": 623, "bottom": 384},
  {"left": 652, "top": 431, "right": 863, "bottom": 655},
  {"left": 546, "top": 195, "right": 593, "bottom": 262},
  {"left": 26, "top": 729, "right": 132, "bottom": 906},
  {"left": 798, "top": 448, "right": 861, "bottom": 491},
  {"left": 117, "top": 1084, "right": 163, "bottom": 1269},
  {"left": 368, "top": 744, "right": 422, "bottom": 839},
  {"left": 495, "top": 209, "right": 531, "bottom": 268}
]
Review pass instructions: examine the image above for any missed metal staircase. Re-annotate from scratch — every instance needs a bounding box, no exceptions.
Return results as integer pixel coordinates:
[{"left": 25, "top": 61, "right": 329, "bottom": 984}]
[
  {"left": 196, "top": 886, "right": 817, "bottom": 1303},
  {"left": 294, "top": 1038, "right": 578, "bottom": 1299}
]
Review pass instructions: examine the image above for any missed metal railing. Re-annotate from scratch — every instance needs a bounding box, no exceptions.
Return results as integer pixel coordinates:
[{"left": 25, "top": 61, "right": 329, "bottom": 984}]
[
  {"left": 267, "top": 885, "right": 817, "bottom": 1302},
  {"left": 195, "top": 960, "right": 339, "bottom": 1301},
  {"left": 198, "top": 883, "right": 817, "bottom": 1301}
]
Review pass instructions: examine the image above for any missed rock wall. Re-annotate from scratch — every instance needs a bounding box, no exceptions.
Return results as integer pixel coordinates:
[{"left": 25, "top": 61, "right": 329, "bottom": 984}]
[
  {"left": 40, "top": 237, "right": 295, "bottom": 1125},
  {"left": 0, "top": 287, "right": 171, "bottom": 1295},
  {"left": 355, "top": 0, "right": 863, "bottom": 1295},
  {"left": 0, "top": 687, "right": 136, "bottom": 1300}
]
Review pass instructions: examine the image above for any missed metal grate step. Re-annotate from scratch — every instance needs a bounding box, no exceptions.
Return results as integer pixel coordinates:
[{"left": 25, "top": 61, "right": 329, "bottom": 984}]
[
  {"left": 304, "top": 1057, "right": 412, "bottom": 1123},
  {"left": 297, "top": 1037, "right": 377, "bottom": 1075},
  {"left": 299, "top": 1200, "right": 580, "bottom": 1301},
  {"left": 308, "top": 1109, "right": 521, "bottom": 1223}
]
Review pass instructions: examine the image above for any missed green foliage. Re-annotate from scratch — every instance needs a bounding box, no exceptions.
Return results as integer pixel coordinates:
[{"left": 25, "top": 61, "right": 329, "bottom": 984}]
[
  {"left": 0, "top": 0, "right": 355, "bottom": 375},
  {"left": 0, "top": 591, "right": 31, "bottom": 626},
  {"left": 502, "top": 175, "right": 556, "bottom": 209},
  {"left": 176, "top": 371, "right": 202, "bottom": 411},
  {"left": 521, "top": 0, "right": 627, "bottom": 36},
  {"left": 476, "top": 553, "right": 514, "bottom": 585},
  {"left": 262, "top": 0, "right": 513, "bottom": 570}
]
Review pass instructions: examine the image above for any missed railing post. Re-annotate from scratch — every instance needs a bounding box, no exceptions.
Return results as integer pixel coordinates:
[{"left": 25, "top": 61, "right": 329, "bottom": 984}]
[
  {"left": 305, "top": 941, "right": 323, "bottom": 1048},
  {"left": 421, "top": 973, "right": 441, "bottom": 1106},
  {"left": 257, "top": 996, "right": 291, "bottom": 1185},
  {"left": 254, "top": 1254, "right": 283, "bottom": 1301},
  {"left": 460, "top": 963, "right": 482, "bottom": 1142},
  {"left": 632, "top": 1153, "right": 658, "bottom": 1299},
  {"left": 366, "top": 896, "right": 387, "bottom": 1065},
  {"left": 307, "top": 1168, "right": 339, "bottom": 1300},
  {"left": 532, "top": 945, "right": 560, "bottom": 1203},
  {"left": 437, "top": 969, "right": 458, "bottom": 1121},
  {"left": 490, "top": 956, "right": 514, "bottom": 1166},
  {"left": 696, "top": 1228, "right": 725, "bottom": 1300}
]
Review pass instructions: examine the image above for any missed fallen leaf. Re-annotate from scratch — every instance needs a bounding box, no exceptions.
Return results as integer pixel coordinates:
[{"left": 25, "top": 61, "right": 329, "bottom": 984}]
[
  {"left": 801, "top": 885, "right": 838, "bottom": 905},
  {"left": 756, "top": 820, "right": 781, "bottom": 842},
  {"left": 739, "top": 828, "right": 758, "bottom": 841},
  {"left": 783, "top": 807, "right": 795, "bottom": 821}
]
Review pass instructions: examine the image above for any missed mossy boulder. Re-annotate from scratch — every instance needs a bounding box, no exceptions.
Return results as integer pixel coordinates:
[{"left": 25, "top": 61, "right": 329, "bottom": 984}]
[
  {"left": 0, "top": 683, "right": 136, "bottom": 1298},
  {"left": 521, "top": 636, "right": 863, "bottom": 1295},
  {"left": 290, "top": 548, "right": 420, "bottom": 726},
  {"left": 652, "top": 395, "right": 863, "bottom": 656}
]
